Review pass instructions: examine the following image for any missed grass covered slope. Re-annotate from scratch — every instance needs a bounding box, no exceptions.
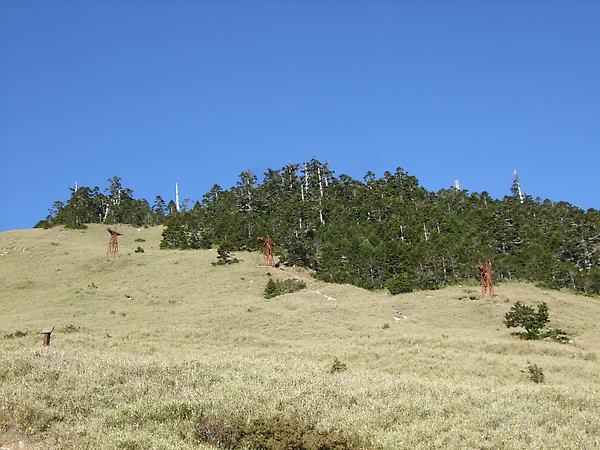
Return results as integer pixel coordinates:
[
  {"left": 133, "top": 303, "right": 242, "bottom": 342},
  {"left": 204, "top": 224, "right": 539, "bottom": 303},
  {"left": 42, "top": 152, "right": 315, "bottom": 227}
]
[{"left": 1, "top": 225, "right": 599, "bottom": 449}]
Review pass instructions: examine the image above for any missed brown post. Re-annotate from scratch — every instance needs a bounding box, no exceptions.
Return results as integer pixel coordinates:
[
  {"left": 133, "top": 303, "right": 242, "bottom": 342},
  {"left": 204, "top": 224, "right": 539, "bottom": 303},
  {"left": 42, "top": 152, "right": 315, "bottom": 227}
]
[{"left": 41, "top": 327, "right": 55, "bottom": 346}]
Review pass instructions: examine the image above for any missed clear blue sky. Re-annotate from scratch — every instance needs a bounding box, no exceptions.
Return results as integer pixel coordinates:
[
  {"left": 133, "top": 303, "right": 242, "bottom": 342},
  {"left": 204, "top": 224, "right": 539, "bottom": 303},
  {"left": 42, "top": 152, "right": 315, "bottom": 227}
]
[{"left": 1, "top": 1, "right": 599, "bottom": 231}]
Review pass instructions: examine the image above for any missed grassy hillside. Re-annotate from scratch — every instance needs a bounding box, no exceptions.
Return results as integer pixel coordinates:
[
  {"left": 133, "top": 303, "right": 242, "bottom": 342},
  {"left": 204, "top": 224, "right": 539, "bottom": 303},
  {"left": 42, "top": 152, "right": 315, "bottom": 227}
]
[{"left": 1, "top": 225, "right": 599, "bottom": 449}]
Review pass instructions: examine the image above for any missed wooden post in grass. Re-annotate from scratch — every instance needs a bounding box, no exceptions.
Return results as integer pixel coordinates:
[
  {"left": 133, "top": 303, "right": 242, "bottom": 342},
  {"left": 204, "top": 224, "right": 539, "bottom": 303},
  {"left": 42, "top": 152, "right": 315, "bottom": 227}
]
[{"left": 41, "top": 327, "right": 54, "bottom": 346}]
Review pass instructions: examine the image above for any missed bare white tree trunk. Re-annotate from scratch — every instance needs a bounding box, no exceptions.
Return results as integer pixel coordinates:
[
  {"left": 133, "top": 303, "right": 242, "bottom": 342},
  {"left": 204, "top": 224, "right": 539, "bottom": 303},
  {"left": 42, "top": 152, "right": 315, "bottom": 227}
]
[
  {"left": 513, "top": 171, "right": 524, "bottom": 203},
  {"left": 301, "top": 163, "right": 309, "bottom": 202},
  {"left": 317, "top": 166, "right": 325, "bottom": 224}
]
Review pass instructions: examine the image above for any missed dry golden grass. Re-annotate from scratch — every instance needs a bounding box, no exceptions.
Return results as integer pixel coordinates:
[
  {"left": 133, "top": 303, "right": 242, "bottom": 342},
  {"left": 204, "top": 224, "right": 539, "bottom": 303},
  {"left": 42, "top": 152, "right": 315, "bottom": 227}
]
[{"left": 1, "top": 224, "right": 599, "bottom": 449}]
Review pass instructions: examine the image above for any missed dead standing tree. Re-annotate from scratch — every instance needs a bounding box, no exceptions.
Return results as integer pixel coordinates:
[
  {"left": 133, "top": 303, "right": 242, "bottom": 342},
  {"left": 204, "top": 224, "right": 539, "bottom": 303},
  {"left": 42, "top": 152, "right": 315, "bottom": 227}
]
[
  {"left": 258, "top": 235, "right": 275, "bottom": 267},
  {"left": 107, "top": 228, "right": 123, "bottom": 255},
  {"left": 476, "top": 262, "right": 495, "bottom": 299}
]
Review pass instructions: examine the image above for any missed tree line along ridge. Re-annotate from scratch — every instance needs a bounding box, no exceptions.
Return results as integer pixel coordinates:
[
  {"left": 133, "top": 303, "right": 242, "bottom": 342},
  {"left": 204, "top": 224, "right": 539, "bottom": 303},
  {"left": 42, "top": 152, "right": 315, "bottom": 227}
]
[{"left": 36, "top": 161, "right": 600, "bottom": 295}]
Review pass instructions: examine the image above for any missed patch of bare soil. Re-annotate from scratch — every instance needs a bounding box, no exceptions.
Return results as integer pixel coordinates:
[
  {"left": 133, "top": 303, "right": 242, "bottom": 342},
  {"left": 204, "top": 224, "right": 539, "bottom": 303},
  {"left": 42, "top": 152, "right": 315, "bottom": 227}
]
[{"left": 0, "top": 430, "right": 34, "bottom": 449}]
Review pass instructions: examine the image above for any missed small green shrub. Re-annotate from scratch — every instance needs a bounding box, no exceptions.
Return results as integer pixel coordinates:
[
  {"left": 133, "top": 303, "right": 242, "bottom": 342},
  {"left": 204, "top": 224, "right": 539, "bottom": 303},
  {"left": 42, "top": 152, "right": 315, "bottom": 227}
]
[
  {"left": 503, "top": 302, "right": 571, "bottom": 342},
  {"left": 264, "top": 278, "right": 306, "bottom": 299},
  {"left": 541, "top": 328, "right": 571, "bottom": 343},
  {"left": 135, "top": 246, "right": 145, "bottom": 253},
  {"left": 503, "top": 302, "right": 550, "bottom": 340},
  {"left": 212, "top": 244, "right": 240, "bottom": 266},
  {"left": 264, "top": 278, "right": 280, "bottom": 299},
  {"left": 195, "top": 412, "right": 366, "bottom": 449},
  {"left": 134, "top": 238, "right": 145, "bottom": 242}
]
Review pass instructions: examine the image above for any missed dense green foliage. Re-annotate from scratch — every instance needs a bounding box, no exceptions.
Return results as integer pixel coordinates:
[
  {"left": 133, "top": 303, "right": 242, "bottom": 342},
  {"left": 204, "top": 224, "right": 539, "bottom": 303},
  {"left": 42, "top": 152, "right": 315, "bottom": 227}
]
[
  {"left": 35, "top": 176, "right": 169, "bottom": 229},
  {"left": 159, "top": 160, "right": 600, "bottom": 295},
  {"left": 37, "top": 161, "right": 600, "bottom": 294},
  {"left": 264, "top": 277, "right": 307, "bottom": 299}
]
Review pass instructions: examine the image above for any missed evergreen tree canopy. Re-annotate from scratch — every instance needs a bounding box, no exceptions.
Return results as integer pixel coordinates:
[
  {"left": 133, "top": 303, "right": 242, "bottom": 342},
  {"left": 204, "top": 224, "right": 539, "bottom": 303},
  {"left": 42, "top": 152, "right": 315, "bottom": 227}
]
[
  {"left": 158, "top": 160, "right": 600, "bottom": 295},
  {"left": 36, "top": 177, "right": 164, "bottom": 229}
]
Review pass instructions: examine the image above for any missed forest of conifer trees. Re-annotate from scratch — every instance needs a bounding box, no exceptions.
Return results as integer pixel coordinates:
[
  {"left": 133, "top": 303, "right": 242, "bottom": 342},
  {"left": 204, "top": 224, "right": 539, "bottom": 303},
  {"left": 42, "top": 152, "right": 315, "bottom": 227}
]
[{"left": 37, "top": 161, "right": 600, "bottom": 295}]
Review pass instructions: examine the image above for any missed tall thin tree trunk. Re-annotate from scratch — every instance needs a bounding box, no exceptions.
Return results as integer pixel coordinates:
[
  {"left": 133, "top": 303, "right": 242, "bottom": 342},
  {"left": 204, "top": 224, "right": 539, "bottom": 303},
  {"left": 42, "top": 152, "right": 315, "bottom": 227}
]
[{"left": 317, "top": 166, "right": 325, "bottom": 224}]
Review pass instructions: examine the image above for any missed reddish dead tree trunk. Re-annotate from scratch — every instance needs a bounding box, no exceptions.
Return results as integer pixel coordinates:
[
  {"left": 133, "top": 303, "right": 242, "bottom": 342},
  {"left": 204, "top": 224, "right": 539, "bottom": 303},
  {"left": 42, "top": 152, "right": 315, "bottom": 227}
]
[
  {"left": 476, "top": 263, "right": 495, "bottom": 299},
  {"left": 258, "top": 235, "right": 275, "bottom": 267},
  {"left": 107, "top": 228, "right": 123, "bottom": 255}
]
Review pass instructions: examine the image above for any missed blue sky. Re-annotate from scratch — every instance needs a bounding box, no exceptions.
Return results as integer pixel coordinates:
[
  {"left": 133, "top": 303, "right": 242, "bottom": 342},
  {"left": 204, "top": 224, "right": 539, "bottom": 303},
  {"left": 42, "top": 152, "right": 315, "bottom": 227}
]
[{"left": 1, "top": 1, "right": 599, "bottom": 231}]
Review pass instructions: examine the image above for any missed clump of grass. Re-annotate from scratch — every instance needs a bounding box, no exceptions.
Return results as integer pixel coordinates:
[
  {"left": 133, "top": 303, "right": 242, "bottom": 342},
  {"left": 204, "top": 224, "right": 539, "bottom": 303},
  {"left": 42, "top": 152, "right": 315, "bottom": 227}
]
[
  {"left": 63, "top": 324, "right": 81, "bottom": 333},
  {"left": 527, "top": 363, "right": 545, "bottom": 383},
  {"left": 195, "top": 412, "right": 366, "bottom": 449},
  {"left": 135, "top": 246, "right": 145, "bottom": 253},
  {"left": 264, "top": 278, "right": 306, "bottom": 299},
  {"left": 329, "top": 357, "right": 347, "bottom": 374},
  {"left": 3, "top": 330, "right": 28, "bottom": 339},
  {"left": 196, "top": 412, "right": 243, "bottom": 448}
]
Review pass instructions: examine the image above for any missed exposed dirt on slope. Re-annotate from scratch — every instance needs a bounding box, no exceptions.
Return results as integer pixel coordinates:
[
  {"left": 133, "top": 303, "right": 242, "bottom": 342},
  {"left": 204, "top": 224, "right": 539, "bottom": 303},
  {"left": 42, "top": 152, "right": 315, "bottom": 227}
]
[{"left": 0, "top": 429, "right": 35, "bottom": 449}]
